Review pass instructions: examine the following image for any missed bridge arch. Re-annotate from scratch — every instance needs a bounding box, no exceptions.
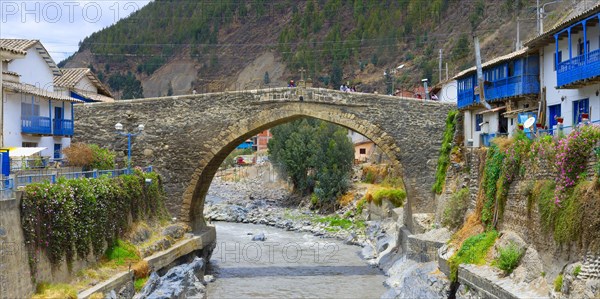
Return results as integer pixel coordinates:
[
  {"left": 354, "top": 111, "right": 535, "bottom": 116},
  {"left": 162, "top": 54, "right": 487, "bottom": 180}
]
[
  {"left": 180, "top": 102, "right": 404, "bottom": 231},
  {"left": 74, "top": 88, "right": 455, "bottom": 233}
]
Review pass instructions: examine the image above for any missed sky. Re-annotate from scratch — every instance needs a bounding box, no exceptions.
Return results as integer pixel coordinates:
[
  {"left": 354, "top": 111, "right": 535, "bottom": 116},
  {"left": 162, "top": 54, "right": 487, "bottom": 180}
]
[{"left": 1, "top": 0, "right": 151, "bottom": 63}]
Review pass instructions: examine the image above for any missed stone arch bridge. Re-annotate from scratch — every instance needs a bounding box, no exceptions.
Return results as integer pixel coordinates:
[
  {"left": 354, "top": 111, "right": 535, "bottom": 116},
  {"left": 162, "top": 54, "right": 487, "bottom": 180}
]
[{"left": 74, "top": 87, "right": 455, "bottom": 233}]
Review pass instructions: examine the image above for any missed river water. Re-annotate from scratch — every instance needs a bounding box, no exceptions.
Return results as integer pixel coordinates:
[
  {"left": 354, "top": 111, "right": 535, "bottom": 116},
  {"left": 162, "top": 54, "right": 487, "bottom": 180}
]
[{"left": 206, "top": 222, "right": 387, "bottom": 299}]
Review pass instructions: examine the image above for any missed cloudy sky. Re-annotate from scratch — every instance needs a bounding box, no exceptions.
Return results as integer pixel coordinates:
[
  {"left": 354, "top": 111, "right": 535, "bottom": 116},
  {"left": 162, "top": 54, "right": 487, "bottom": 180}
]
[{"left": 1, "top": 0, "right": 151, "bottom": 63}]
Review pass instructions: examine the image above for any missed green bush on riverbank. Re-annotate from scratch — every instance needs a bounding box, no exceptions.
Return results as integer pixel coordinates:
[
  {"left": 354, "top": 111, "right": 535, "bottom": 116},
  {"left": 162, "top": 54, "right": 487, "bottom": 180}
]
[{"left": 21, "top": 171, "right": 168, "bottom": 277}]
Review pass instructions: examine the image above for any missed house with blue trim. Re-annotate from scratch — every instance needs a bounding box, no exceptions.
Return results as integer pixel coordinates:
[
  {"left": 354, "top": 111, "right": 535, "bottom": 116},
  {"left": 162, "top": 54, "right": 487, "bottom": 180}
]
[
  {"left": 524, "top": 4, "right": 600, "bottom": 133},
  {"left": 1, "top": 39, "right": 84, "bottom": 160},
  {"left": 54, "top": 68, "right": 114, "bottom": 103},
  {"left": 454, "top": 48, "right": 541, "bottom": 147}
]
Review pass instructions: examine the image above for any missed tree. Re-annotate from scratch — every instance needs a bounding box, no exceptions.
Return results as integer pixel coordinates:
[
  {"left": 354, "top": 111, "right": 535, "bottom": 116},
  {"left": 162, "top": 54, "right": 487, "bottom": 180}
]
[
  {"left": 263, "top": 71, "right": 270, "bottom": 85},
  {"left": 268, "top": 118, "right": 354, "bottom": 210}
]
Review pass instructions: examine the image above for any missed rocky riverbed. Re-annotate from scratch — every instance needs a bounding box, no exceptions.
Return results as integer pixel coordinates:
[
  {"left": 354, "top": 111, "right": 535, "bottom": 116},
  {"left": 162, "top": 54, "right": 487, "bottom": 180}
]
[{"left": 202, "top": 169, "right": 457, "bottom": 299}]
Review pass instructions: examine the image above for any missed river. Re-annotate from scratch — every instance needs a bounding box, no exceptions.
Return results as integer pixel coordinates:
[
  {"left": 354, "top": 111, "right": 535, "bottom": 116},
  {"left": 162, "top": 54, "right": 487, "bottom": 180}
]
[{"left": 206, "top": 222, "right": 387, "bottom": 299}]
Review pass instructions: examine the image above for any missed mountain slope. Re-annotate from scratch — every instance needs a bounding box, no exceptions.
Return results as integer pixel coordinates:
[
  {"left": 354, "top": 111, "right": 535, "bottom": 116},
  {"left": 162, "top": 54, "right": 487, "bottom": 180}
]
[{"left": 62, "top": 0, "right": 596, "bottom": 99}]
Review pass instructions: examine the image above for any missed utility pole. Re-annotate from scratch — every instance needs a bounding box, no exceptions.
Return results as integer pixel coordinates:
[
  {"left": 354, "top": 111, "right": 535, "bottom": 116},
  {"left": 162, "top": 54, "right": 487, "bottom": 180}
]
[
  {"left": 516, "top": 17, "right": 521, "bottom": 51},
  {"left": 473, "top": 36, "right": 491, "bottom": 110},
  {"left": 446, "top": 63, "right": 449, "bottom": 81},
  {"left": 537, "top": 0, "right": 541, "bottom": 35},
  {"left": 438, "top": 49, "right": 443, "bottom": 83}
]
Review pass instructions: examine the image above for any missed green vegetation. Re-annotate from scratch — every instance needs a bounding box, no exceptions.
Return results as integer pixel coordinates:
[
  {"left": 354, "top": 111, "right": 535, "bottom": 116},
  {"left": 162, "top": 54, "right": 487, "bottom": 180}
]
[
  {"left": 21, "top": 171, "right": 167, "bottom": 276},
  {"left": 448, "top": 231, "right": 498, "bottom": 281},
  {"left": 268, "top": 118, "right": 354, "bottom": 209},
  {"left": 432, "top": 110, "right": 458, "bottom": 194},
  {"left": 442, "top": 188, "right": 470, "bottom": 230},
  {"left": 63, "top": 143, "right": 116, "bottom": 170},
  {"left": 33, "top": 282, "right": 77, "bottom": 299},
  {"left": 316, "top": 215, "right": 365, "bottom": 230},
  {"left": 107, "top": 72, "right": 143, "bottom": 100},
  {"left": 495, "top": 242, "right": 524, "bottom": 274},
  {"left": 554, "top": 274, "right": 563, "bottom": 292},
  {"left": 134, "top": 277, "right": 149, "bottom": 292},
  {"left": 369, "top": 188, "right": 406, "bottom": 208},
  {"left": 480, "top": 130, "right": 532, "bottom": 228},
  {"left": 573, "top": 265, "right": 581, "bottom": 277},
  {"left": 105, "top": 239, "right": 140, "bottom": 266}
]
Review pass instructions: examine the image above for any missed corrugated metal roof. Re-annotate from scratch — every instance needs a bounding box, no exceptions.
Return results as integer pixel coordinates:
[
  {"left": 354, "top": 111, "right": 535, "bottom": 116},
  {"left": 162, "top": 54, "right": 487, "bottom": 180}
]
[
  {"left": 524, "top": 3, "right": 600, "bottom": 48},
  {"left": 453, "top": 47, "right": 532, "bottom": 79},
  {"left": 55, "top": 68, "right": 113, "bottom": 97},
  {"left": 3, "top": 81, "right": 83, "bottom": 102}
]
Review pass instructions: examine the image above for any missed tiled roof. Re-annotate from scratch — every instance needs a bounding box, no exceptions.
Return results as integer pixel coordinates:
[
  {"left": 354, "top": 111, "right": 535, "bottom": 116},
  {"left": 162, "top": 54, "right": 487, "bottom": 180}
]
[
  {"left": 0, "top": 39, "right": 38, "bottom": 53},
  {"left": 524, "top": 3, "right": 600, "bottom": 48},
  {"left": 0, "top": 45, "right": 27, "bottom": 56},
  {"left": 3, "top": 81, "right": 83, "bottom": 102},
  {"left": 2, "top": 71, "right": 20, "bottom": 76},
  {"left": 0, "top": 39, "right": 60, "bottom": 75},
  {"left": 55, "top": 68, "right": 113, "bottom": 97},
  {"left": 453, "top": 47, "right": 533, "bottom": 79}
]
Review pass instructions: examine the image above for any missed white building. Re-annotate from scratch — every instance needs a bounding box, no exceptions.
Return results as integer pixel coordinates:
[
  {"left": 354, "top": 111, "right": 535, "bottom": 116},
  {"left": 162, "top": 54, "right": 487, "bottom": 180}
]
[
  {"left": 54, "top": 68, "right": 114, "bottom": 103},
  {"left": 524, "top": 4, "right": 600, "bottom": 133},
  {"left": 1, "top": 39, "right": 84, "bottom": 159}
]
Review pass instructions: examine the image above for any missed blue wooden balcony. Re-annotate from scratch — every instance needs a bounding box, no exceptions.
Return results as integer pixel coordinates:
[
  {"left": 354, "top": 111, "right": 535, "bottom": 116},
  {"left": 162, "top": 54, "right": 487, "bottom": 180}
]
[
  {"left": 21, "top": 116, "right": 52, "bottom": 135},
  {"left": 457, "top": 88, "right": 479, "bottom": 109},
  {"left": 53, "top": 119, "right": 74, "bottom": 136},
  {"left": 485, "top": 75, "right": 539, "bottom": 101},
  {"left": 557, "top": 48, "right": 600, "bottom": 87}
]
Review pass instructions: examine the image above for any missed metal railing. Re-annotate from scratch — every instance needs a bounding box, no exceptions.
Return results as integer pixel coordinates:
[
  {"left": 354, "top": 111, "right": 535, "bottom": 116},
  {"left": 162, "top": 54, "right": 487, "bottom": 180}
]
[
  {"left": 0, "top": 166, "right": 153, "bottom": 198},
  {"left": 21, "top": 115, "right": 52, "bottom": 135}
]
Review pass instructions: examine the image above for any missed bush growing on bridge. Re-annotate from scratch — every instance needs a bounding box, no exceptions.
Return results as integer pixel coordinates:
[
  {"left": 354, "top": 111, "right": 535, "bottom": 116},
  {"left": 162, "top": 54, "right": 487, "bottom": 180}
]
[
  {"left": 432, "top": 110, "right": 458, "bottom": 194},
  {"left": 21, "top": 171, "right": 167, "bottom": 276}
]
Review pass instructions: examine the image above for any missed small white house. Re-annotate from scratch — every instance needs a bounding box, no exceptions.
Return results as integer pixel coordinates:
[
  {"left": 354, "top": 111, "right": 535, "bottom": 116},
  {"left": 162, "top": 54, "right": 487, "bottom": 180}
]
[
  {"left": 54, "top": 68, "right": 114, "bottom": 103},
  {"left": 1, "top": 39, "right": 83, "bottom": 159},
  {"left": 524, "top": 4, "right": 600, "bottom": 134}
]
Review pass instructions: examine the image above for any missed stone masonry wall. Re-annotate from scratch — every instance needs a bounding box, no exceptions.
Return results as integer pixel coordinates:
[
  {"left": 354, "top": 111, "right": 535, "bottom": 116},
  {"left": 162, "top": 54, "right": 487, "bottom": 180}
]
[
  {"left": 74, "top": 87, "right": 455, "bottom": 231},
  {"left": 462, "top": 141, "right": 600, "bottom": 279}
]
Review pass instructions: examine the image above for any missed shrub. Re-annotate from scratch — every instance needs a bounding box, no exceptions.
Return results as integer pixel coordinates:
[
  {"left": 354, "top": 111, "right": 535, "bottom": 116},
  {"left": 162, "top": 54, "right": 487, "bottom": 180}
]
[
  {"left": 495, "top": 242, "right": 524, "bottom": 274},
  {"left": 63, "top": 143, "right": 116, "bottom": 170},
  {"left": 432, "top": 110, "right": 458, "bottom": 194},
  {"left": 554, "top": 274, "right": 563, "bottom": 292},
  {"left": 442, "top": 188, "right": 470, "bottom": 230},
  {"left": 63, "top": 142, "right": 94, "bottom": 167},
  {"left": 21, "top": 171, "right": 167, "bottom": 275},
  {"left": 371, "top": 188, "right": 406, "bottom": 207},
  {"left": 89, "top": 144, "right": 116, "bottom": 170},
  {"left": 554, "top": 125, "right": 600, "bottom": 204},
  {"left": 448, "top": 230, "right": 498, "bottom": 281}
]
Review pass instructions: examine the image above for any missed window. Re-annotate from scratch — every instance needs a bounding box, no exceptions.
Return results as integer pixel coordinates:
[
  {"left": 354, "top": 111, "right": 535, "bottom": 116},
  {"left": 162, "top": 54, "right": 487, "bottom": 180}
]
[
  {"left": 554, "top": 51, "right": 563, "bottom": 71},
  {"left": 475, "top": 114, "right": 483, "bottom": 132},
  {"left": 22, "top": 142, "right": 38, "bottom": 148},
  {"left": 21, "top": 102, "right": 40, "bottom": 116},
  {"left": 507, "top": 61, "right": 515, "bottom": 77},
  {"left": 578, "top": 38, "right": 583, "bottom": 56},
  {"left": 573, "top": 98, "right": 589, "bottom": 124},
  {"left": 359, "top": 148, "right": 366, "bottom": 155}
]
